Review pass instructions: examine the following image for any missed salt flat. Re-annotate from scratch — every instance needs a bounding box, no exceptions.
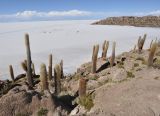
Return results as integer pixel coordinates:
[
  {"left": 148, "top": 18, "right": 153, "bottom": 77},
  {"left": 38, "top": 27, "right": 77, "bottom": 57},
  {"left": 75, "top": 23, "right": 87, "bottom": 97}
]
[{"left": 0, "top": 20, "right": 159, "bottom": 79}]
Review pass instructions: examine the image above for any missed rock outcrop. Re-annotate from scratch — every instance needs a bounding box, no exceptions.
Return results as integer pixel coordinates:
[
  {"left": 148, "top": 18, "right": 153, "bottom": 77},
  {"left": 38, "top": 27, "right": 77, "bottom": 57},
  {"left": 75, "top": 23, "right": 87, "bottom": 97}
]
[{"left": 92, "top": 16, "right": 160, "bottom": 27}]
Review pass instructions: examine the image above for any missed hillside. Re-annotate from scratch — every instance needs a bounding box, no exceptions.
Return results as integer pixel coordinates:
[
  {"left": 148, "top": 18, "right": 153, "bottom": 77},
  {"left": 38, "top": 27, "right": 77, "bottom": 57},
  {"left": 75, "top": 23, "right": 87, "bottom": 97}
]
[
  {"left": 0, "top": 34, "right": 160, "bottom": 116},
  {"left": 92, "top": 16, "right": 160, "bottom": 27}
]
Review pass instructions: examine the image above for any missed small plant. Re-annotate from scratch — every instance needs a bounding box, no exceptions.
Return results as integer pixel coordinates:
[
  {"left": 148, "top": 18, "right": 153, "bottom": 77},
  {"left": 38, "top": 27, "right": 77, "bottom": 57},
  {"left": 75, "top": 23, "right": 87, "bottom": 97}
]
[
  {"left": 37, "top": 107, "right": 48, "bottom": 116},
  {"left": 117, "top": 62, "right": 124, "bottom": 68},
  {"left": 127, "top": 71, "right": 135, "bottom": 78},
  {"left": 9, "top": 65, "right": 14, "bottom": 82},
  {"left": 16, "top": 113, "right": 29, "bottom": 116},
  {"left": 134, "top": 63, "right": 139, "bottom": 67},
  {"left": 78, "top": 94, "right": 94, "bottom": 111}
]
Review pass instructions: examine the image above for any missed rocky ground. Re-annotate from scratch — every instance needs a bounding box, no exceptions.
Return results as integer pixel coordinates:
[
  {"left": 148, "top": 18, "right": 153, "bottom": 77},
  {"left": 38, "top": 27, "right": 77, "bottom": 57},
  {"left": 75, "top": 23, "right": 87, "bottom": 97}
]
[
  {"left": 0, "top": 40, "right": 160, "bottom": 116},
  {"left": 92, "top": 16, "right": 160, "bottom": 27}
]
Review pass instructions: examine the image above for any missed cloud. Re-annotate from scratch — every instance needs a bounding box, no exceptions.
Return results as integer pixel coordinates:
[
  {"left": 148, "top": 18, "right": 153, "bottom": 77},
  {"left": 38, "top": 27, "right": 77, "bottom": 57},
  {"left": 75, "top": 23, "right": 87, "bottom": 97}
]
[
  {"left": 134, "top": 10, "right": 160, "bottom": 16},
  {"left": 0, "top": 10, "right": 92, "bottom": 22}
]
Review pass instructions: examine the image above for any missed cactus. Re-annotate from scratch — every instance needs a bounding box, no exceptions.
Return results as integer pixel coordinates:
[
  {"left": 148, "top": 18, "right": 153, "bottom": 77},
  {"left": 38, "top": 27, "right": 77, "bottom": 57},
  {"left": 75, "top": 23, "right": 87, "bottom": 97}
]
[
  {"left": 25, "top": 33, "right": 33, "bottom": 87},
  {"left": 110, "top": 42, "right": 116, "bottom": 67},
  {"left": 91, "top": 44, "right": 99, "bottom": 73},
  {"left": 48, "top": 54, "right": 52, "bottom": 81},
  {"left": 60, "top": 60, "right": 64, "bottom": 78},
  {"left": 54, "top": 64, "right": 62, "bottom": 95},
  {"left": 21, "top": 61, "right": 27, "bottom": 72},
  {"left": 9, "top": 65, "right": 14, "bottom": 82},
  {"left": 40, "top": 63, "right": 48, "bottom": 90},
  {"left": 79, "top": 78, "right": 87, "bottom": 98},
  {"left": 102, "top": 40, "right": 109, "bottom": 60},
  {"left": 148, "top": 42, "right": 157, "bottom": 67},
  {"left": 150, "top": 40, "right": 153, "bottom": 50},
  {"left": 31, "top": 63, "right": 36, "bottom": 76},
  {"left": 137, "top": 34, "right": 147, "bottom": 53}
]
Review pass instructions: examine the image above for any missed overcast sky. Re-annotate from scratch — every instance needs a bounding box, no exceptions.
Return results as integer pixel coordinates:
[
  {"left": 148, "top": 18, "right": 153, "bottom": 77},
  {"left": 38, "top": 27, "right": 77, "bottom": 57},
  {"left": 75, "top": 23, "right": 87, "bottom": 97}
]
[{"left": 0, "top": 0, "right": 160, "bottom": 22}]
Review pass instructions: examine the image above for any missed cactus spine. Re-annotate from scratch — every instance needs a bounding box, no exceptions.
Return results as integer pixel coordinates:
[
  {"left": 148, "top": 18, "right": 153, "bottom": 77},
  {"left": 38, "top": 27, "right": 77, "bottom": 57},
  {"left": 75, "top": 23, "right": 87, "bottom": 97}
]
[
  {"left": 92, "top": 44, "right": 99, "bottom": 73},
  {"left": 48, "top": 54, "right": 52, "bottom": 81},
  {"left": 110, "top": 42, "right": 116, "bottom": 67},
  {"left": 9, "top": 65, "right": 14, "bottom": 82},
  {"left": 79, "top": 78, "right": 87, "bottom": 98},
  {"left": 102, "top": 40, "right": 109, "bottom": 60},
  {"left": 148, "top": 42, "right": 157, "bottom": 67},
  {"left": 25, "top": 33, "right": 33, "bottom": 87},
  {"left": 40, "top": 63, "right": 48, "bottom": 90},
  {"left": 54, "top": 64, "right": 61, "bottom": 95}
]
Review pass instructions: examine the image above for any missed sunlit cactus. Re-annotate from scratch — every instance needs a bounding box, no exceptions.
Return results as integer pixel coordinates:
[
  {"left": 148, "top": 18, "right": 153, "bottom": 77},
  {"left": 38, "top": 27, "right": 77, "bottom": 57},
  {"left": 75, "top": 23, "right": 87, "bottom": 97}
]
[
  {"left": 40, "top": 63, "right": 48, "bottom": 90},
  {"left": 148, "top": 42, "right": 157, "bottom": 67},
  {"left": 54, "top": 64, "right": 61, "bottom": 95},
  {"left": 25, "top": 33, "right": 33, "bottom": 87},
  {"left": 9, "top": 65, "right": 14, "bottom": 82},
  {"left": 137, "top": 34, "right": 147, "bottom": 53},
  {"left": 102, "top": 40, "right": 109, "bottom": 60},
  {"left": 91, "top": 44, "right": 99, "bottom": 73},
  {"left": 110, "top": 42, "right": 116, "bottom": 67},
  {"left": 48, "top": 54, "right": 52, "bottom": 81},
  {"left": 79, "top": 78, "right": 87, "bottom": 98}
]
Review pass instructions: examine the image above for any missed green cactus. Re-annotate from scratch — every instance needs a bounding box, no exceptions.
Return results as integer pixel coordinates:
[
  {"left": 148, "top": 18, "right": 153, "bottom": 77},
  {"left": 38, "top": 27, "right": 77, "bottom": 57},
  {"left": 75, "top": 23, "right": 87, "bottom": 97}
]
[
  {"left": 48, "top": 54, "right": 52, "bottom": 81},
  {"left": 54, "top": 64, "right": 61, "bottom": 95},
  {"left": 110, "top": 42, "right": 116, "bottom": 67},
  {"left": 91, "top": 44, "right": 99, "bottom": 73},
  {"left": 102, "top": 40, "right": 109, "bottom": 60},
  {"left": 148, "top": 41, "right": 157, "bottom": 67},
  {"left": 40, "top": 63, "right": 48, "bottom": 90},
  {"left": 25, "top": 33, "right": 33, "bottom": 87},
  {"left": 9, "top": 65, "right": 14, "bottom": 82},
  {"left": 79, "top": 78, "right": 87, "bottom": 98}
]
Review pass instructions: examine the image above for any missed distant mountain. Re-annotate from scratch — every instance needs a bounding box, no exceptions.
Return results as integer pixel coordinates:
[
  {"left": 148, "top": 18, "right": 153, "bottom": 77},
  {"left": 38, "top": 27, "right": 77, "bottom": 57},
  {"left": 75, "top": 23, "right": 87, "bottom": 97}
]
[{"left": 92, "top": 16, "right": 160, "bottom": 27}]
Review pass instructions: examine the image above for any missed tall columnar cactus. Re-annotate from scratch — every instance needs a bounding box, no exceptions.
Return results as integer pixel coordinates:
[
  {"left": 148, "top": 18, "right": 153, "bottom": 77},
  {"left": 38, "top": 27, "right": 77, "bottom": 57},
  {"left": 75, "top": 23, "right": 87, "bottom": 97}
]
[
  {"left": 91, "top": 44, "right": 99, "bottom": 73},
  {"left": 102, "top": 40, "right": 109, "bottom": 60},
  {"left": 54, "top": 64, "right": 61, "bottom": 95},
  {"left": 137, "top": 34, "right": 147, "bottom": 53},
  {"left": 60, "top": 60, "right": 64, "bottom": 78},
  {"left": 148, "top": 42, "right": 157, "bottom": 67},
  {"left": 25, "top": 33, "right": 33, "bottom": 87},
  {"left": 9, "top": 65, "right": 14, "bottom": 82},
  {"left": 110, "top": 42, "right": 116, "bottom": 67},
  {"left": 48, "top": 54, "right": 52, "bottom": 81},
  {"left": 78, "top": 78, "right": 87, "bottom": 98},
  {"left": 40, "top": 63, "right": 48, "bottom": 90}
]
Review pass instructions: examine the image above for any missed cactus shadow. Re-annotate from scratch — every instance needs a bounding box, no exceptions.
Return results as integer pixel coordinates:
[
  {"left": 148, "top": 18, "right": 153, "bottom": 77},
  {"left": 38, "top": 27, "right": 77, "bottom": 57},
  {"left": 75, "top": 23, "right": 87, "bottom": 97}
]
[{"left": 96, "top": 61, "right": 110, "bottom": 73}]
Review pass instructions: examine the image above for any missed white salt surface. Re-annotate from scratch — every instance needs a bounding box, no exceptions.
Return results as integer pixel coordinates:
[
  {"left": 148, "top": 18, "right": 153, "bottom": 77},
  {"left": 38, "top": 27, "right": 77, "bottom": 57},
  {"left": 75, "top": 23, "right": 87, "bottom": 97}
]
[{"left": 0, "top": 20, "right": 159, "bottom": 79}]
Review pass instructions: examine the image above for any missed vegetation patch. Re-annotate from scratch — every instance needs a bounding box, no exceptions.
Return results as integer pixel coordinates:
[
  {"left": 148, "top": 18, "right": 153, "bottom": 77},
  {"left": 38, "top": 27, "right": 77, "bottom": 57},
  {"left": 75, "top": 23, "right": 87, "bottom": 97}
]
[
  {"left": 127, "top": 71, "right": 135, "bottom": 78},
  {"left": 134, "top": 63, "right": 139, "bottom": 67},
  {"left": 78, "top": 94, "right": 94, "bottom": 111},
  {"left": 37, "top": 107, "right": 48, "bottom": 116}
]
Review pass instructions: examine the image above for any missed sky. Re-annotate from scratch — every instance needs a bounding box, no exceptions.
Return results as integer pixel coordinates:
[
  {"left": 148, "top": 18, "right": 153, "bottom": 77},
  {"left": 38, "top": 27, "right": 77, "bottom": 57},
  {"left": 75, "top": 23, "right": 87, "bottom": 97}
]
[{"left": 0, "top": 0, "right": 160, "bottom": 22}]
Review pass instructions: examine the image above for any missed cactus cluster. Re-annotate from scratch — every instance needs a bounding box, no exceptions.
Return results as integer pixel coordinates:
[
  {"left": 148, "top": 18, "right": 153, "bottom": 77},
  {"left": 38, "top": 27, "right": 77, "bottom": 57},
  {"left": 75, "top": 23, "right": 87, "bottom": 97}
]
[
  {"left": 137, "top": 34, "right": 147, "bottom": 53},
  {"left": 101, "top": 40, "right": 109, "bottom": 60},
  {"left": 110, "top": 42, "right": 116, "bottom": 67},
  {"left": 91, "top": 44, "right": 99, "bottom": 73}
]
